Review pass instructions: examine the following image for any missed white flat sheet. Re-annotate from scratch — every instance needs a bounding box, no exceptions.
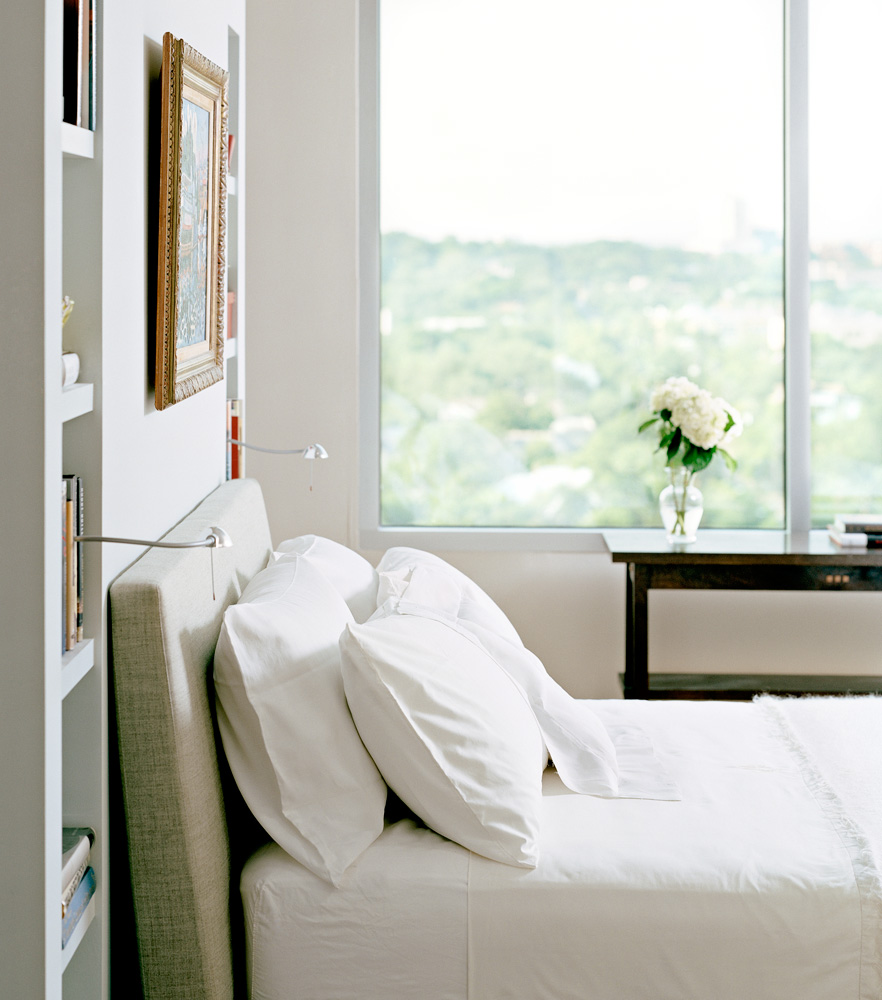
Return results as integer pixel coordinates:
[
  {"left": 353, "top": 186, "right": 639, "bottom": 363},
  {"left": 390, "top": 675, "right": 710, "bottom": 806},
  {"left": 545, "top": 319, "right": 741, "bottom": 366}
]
[{"left": 241, "top": 699, "right": 878, "bottom": 1000}]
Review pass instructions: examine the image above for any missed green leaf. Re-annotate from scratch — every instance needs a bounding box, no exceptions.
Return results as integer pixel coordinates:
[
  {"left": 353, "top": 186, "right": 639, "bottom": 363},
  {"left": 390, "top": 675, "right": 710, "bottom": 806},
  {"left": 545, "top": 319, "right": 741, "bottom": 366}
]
[
  {"left": 683, "top": 444, "right": 714, "bottom": 473},
  {"left": 718, "top": 447, "right": 737, "bottom": 471},
  {"left": 666, "top": 427, "right": 682, "bottom": 460},
  {"left": 638, "top": 416, "right": 659, "bottom": 434}
]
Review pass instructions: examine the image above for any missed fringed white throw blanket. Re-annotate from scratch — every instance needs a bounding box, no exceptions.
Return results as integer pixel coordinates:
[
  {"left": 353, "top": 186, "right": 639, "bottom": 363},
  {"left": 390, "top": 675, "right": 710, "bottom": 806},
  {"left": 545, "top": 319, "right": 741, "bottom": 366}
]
[{"left": 757, "top": 695, "right": 882, "bottom": 1000}]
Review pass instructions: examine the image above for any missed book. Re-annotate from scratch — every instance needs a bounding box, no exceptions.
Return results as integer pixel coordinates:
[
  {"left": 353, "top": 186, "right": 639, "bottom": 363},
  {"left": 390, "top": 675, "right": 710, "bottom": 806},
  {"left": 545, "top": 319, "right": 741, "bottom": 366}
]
[
  {"left": 832, "top": 514, "right": 882, "bottom": 534},
  {"left": 61, "top": 866, "right": 96, "bottom": 948},
  {"left": 828, "top": 528, "right": 882, "bottom": 548},
  {"left": 228, "top": 400, "right": 243, "bottom": 480},
  {"left": 88, "top": 0, "right": 96, "bottom": 131},
  {"left": 62, "top": 0, "right": 82, "bottom": 126},
  {"left": 63, "top": 477, "right": 77, "bottom": 651},
  {"left": 61, "top": 827, "right": 93, "bottom": 894},
  {"left": 75, "top": 476, "right": 84, "bottom": 641},
  {"left": 61, "top": 481, "right": 68, "bottom": 654},
  {"left": 62, "top": 859, "right": 88, "bottom": 917}
]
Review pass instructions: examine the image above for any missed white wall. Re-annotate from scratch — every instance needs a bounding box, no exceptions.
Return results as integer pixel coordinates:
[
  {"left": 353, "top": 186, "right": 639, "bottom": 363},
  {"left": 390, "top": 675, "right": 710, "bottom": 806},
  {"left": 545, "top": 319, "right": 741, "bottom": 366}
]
[
  {"left": 96, "top": 2, "right": 241, "bottom": 568},
  {"left": 246, "top": 0, "right": 882, "bottom": 698}
]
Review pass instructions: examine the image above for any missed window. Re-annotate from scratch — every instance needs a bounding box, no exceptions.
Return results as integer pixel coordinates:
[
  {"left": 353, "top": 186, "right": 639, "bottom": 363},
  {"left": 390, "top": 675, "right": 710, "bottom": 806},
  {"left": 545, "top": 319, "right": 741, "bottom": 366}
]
[
  {"left": 809, "top": 0, "right": 882, "bottom": 526},
  {"left": 361, "top": 0, "right": 881, "bottom": 540}
]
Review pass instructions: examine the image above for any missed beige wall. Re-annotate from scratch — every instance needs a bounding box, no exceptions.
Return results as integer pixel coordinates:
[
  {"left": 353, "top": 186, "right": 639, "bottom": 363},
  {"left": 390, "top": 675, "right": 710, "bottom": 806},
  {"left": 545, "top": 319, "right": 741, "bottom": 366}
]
[{"left": 245, "top": 0, "right": 882, "bottom": 698}]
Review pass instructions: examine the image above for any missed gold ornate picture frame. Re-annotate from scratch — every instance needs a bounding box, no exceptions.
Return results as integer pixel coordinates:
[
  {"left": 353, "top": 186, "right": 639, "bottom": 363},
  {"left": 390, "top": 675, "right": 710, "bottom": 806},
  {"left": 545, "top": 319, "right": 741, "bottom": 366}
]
[{"left": 155, "top": 32, "right": 228, "bottom": 410}]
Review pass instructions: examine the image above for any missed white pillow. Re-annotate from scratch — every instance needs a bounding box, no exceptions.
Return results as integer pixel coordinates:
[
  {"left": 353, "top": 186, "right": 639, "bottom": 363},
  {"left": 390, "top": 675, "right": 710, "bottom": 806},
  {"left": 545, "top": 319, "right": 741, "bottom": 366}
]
[
  {"left": 376, "top": 563, "right": 620, "bottom": 796},
  {"left": 214, "top": 556, "right": 386, "bottom": 886},
  {"left": 274, "top": 534, "right": 379, "bottom": 623},
  {"left": 376, "top": 546, "right": 522, "bottom": 645},
  {"left": 340, "top": 612, "right": 545, "bottom": 868}
]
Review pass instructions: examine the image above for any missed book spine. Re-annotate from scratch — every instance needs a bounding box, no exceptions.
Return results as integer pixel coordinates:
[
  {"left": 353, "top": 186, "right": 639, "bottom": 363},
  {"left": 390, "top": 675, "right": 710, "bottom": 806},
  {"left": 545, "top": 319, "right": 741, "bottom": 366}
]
[
  {"left": 230, "top": 404, "right": 241, "bottom": 480},
  {"left": 61, "top": 827, "right": 94, "bottom": 891},
  {"left": 61, "top": 482, "right": 68, "bottom": 654},
  {"left": 835, "top": 520, "right": 882, "bottom": 534},
  {"left": 63, "top": 477, "right": 77, "bottom": 651},
  {"left": 62, "top": 859, "right": 88, "bottom": 917},
  {"left": 61, "top": 866, "right": 96, "bottom": 948},
  {"left": 76, "top": 476, "right": 84, "bottom": 641},
  {"left": 88, "top": 0, "right": 96, "bottom": 130},
  {"left": 62, "top": 0, "right": 80, "bottom": 125}
]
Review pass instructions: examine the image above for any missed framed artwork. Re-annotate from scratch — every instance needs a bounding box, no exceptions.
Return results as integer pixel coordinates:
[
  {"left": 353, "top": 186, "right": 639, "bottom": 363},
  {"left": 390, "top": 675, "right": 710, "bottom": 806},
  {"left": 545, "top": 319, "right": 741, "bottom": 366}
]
[{"left": 155, "top": 32, "right": 228, "bottom": 410}]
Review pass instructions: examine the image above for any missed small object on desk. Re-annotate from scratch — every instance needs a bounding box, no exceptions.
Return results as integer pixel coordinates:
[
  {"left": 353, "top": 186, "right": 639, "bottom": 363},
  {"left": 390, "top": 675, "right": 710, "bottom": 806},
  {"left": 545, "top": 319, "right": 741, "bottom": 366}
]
[
  {"left": 62, "top": 352, "right": 80, "bottom": 387},
  {"left": 832, "top": 513, "right": 882, "bottom": 534},
  {"left": 828, "top": 528, "right": 882, "bottom": 548}
]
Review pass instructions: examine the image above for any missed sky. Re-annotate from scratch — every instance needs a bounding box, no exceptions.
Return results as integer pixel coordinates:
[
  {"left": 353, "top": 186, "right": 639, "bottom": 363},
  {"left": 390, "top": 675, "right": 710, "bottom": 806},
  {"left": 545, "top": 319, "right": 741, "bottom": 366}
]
[{"left": 380, "top": 0, "right": 882, "bottom": 249}]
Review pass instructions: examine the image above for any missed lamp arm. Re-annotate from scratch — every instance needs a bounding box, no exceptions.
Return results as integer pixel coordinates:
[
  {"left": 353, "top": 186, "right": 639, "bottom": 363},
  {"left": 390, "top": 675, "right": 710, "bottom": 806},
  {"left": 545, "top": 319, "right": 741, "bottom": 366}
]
[
  {"left": 75, "top": 526, "right": 232, "bottom": 550},
  {"left": 227, "top": 436, "right": 328, "bottom": 458}
]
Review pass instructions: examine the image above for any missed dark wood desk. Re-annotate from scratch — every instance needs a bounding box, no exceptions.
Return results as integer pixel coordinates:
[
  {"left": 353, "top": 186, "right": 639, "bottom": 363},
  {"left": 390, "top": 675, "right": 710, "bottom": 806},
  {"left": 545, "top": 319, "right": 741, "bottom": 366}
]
[{"left": 604, "top": 530, "right": 882, "bottom": 700}]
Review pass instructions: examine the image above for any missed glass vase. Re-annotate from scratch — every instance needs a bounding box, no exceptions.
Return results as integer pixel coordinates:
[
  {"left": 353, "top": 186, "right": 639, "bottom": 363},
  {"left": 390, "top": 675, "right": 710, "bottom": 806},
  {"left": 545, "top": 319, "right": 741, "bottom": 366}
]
[{"left": 659, "top": 467, "right": 703, "bottom": 543}]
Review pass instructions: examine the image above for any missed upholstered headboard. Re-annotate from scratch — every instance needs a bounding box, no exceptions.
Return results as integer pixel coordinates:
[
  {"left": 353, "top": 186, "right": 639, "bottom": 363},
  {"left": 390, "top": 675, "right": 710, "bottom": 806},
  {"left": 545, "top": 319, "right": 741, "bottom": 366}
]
[{"left": 110, "top": 479, "right": 272, "bottom": 1000}]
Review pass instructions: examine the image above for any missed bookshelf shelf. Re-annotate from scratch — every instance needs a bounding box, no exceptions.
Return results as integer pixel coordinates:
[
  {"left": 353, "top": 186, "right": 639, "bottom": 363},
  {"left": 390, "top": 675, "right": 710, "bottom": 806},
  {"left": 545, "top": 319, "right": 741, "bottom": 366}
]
[
  {"left": 62, "top": 382, "right": 94, "bottom": 423},
  {"left": 62, "top": 639, "right": 95, "bottom": 700},
  {"left": 61, "top": 122, "right": 95, "bottom": 160},
  {"left": 60, "top": 895, "right": 97, "bottom": 972}
]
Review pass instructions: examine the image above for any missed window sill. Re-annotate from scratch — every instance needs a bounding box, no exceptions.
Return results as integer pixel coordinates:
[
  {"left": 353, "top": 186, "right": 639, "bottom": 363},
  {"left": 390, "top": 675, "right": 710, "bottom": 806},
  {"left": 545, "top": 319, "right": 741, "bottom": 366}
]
[{"left": 359, "top": 525, "right": 792, "bottom": 555}]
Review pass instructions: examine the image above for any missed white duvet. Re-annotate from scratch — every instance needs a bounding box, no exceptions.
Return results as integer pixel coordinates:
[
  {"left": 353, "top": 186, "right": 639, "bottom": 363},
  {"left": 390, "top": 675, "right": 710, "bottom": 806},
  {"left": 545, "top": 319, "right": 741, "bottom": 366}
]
[{"left": 241, "top": 698, "right": 881, "bottom": 1000}]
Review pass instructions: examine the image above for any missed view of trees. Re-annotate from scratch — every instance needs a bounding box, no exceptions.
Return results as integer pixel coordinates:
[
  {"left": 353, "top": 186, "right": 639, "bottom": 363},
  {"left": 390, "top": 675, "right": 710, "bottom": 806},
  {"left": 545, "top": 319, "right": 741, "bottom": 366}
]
[
  {"left": 380, "top": 232, "right": 882, "bottom": 529},
  {"left": 380, "top": 232, "right": 785, "bottom": 528}
]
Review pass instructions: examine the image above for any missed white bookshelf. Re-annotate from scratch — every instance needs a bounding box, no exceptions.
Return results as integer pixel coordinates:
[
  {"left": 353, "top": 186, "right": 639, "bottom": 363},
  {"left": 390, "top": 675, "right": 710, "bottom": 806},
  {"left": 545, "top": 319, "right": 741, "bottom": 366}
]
[
  {"left": 61, "top": 122, "right": 95, "bottom": 160},
  {"left": 0, "top": 2, "right": 106, "bottom": 998},
  {"left": 62, "top": 639, "right": 95, "bottom": 700},
  {"left": 61, "top": 383, "right": 94, "bottom": 423}
]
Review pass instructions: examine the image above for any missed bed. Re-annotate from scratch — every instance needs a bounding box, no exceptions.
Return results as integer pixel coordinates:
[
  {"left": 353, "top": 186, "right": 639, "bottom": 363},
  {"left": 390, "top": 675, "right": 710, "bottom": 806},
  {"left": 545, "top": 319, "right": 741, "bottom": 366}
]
[{"left": 110, "top": 478, "right": 882, "bottom": 1000}]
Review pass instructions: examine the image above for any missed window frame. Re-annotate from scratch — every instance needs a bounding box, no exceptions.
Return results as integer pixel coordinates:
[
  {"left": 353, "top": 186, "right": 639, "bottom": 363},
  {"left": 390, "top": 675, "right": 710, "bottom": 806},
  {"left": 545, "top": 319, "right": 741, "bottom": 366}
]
[{"left": 358, "top": 0, "right": 812, "bottom": 551}]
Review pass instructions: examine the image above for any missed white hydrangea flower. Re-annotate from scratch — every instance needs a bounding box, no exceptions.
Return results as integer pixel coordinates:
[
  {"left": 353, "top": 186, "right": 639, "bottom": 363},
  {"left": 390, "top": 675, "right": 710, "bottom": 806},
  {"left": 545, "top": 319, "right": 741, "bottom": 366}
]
[
  {"left": 649, "top": 376, "right": 700, "bottom": 414},
  {"left": 670, "top": 390, "right": 729, "bottom": 449}
]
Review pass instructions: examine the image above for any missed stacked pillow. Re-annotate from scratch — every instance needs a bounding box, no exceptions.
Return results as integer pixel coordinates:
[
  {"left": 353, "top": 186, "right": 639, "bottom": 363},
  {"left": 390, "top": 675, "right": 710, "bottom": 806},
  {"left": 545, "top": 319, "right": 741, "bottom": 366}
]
[
  {"left": 366, "top": 559, "right": 620, "bottom": 797},
  {"left": 213, "top": 543, "right": 385, "bottom": 886},
  {"left": 215, "top": 536, "right": 621, "bottom": 883}
]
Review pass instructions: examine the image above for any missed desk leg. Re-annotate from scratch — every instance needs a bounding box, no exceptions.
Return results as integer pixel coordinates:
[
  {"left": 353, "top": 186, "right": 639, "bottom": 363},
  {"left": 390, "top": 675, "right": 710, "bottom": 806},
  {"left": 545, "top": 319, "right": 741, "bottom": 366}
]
[{"left": 624, "top": 564, "right": 649, "bottom": 698}]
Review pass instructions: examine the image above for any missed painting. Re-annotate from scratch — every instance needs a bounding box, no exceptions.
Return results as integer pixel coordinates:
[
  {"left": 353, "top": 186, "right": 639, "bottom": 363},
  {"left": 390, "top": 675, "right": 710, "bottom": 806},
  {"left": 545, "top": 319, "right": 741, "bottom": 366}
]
[{"left": 155, "top": 32, "right": 228, "bottom": 410}]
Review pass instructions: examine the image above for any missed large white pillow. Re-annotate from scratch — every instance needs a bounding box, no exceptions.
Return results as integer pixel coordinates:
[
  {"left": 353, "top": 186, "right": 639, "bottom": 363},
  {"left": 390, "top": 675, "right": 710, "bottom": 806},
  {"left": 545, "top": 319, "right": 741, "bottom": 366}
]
[
  {"left": 377, "top": 546, "right": 522, "bottom": 645},
  {"left": 375, "top": 563, "right": 620, "bottom": 796},
  {"left": 274, "top": 534, "right": 379, "bottom": 623},
  {"left": 214, "top": 556, "right": 386, "bottom": 886},
  {"left": 339, "top": 612, "right": 545, "bottom": 868}
]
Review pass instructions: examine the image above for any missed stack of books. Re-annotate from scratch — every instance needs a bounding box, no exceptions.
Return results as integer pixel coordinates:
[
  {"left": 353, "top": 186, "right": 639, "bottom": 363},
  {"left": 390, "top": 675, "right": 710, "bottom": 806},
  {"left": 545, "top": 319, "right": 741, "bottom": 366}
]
[
  {"left": 63, "top": 0, "right": 96, "bottom": 130},
  {"left": 827, "top": 514, "right": 882, "bottom": 548},
  {"left": 62, "top": 827, "right": 96, "bottom": 948},
  {"left": 62, "top": 475, "right": 84, "bottom": 652}
]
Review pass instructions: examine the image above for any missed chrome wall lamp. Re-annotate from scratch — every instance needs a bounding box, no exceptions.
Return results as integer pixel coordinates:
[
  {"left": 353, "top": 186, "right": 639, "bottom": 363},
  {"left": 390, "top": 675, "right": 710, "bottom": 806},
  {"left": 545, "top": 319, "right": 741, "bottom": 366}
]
[
  {"left": 227, "top": 437, "right": 328, "bottom": 489},
  {"left": 75, "top": 527, "right": 233, "bottom": 598}
]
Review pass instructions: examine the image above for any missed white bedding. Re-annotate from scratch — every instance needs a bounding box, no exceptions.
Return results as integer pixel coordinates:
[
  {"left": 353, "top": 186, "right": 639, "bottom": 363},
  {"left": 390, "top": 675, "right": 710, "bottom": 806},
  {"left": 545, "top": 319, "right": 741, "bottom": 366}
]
[{"left": 241, "top": 698, "right": 881, "bottom": 1000}]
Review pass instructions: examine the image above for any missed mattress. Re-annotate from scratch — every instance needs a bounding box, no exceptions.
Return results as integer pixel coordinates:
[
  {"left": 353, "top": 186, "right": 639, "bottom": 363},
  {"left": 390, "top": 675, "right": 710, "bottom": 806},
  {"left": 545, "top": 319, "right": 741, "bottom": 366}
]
[{"left": 241, "top": 698, "right": 881, "bottom": 1000}]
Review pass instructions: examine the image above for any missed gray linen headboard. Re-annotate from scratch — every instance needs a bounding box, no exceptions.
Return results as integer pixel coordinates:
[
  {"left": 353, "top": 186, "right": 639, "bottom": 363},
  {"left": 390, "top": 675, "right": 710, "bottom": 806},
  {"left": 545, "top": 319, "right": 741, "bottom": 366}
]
[{"left": 110, "top": 478, "right": 272, "bottom": 1000}]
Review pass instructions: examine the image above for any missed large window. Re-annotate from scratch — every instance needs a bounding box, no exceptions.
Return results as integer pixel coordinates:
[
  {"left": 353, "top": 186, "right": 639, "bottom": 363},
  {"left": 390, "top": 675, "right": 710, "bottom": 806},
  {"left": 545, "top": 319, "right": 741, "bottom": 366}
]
[{"left": 366, "top": 0, "right": 882, "bottom": 535}]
